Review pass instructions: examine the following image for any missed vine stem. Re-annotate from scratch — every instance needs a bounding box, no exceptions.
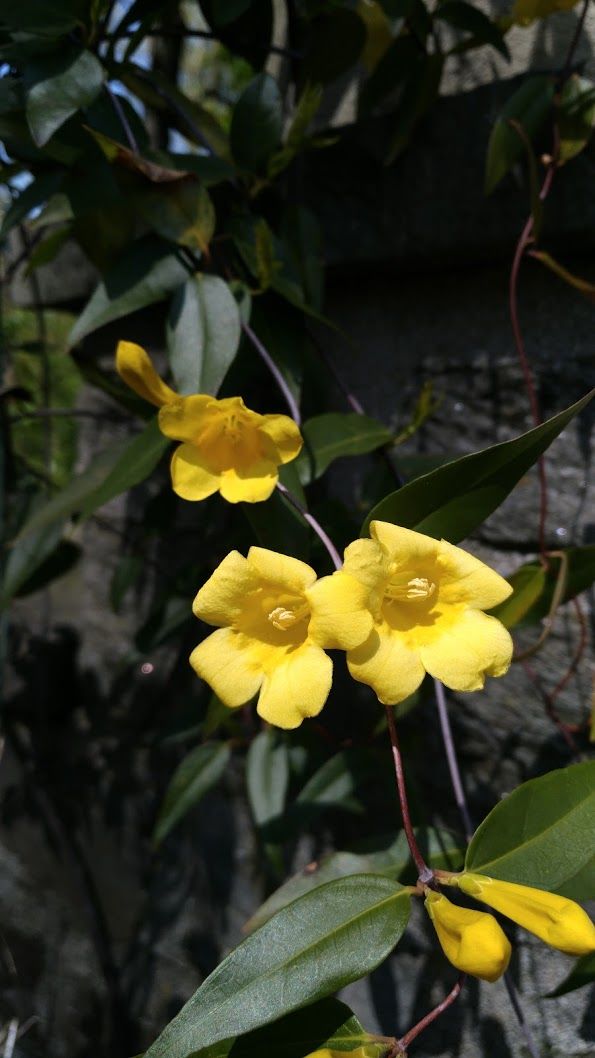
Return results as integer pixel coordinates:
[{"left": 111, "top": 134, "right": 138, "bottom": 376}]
[
  {"left": 395, "top": 974, "right": 466, "bottom": 1053},
  {"left": 104, "top": 82, "right": 139, "bottom": 153},
  {"left": 384, "top": 704, "right": 432, "bottom": 882},
  {"left": 276, "top": 482, "right": 342, "bottom": 571},
  {"left": 241, "top": 321, "right": 302, "bottom": 425}
]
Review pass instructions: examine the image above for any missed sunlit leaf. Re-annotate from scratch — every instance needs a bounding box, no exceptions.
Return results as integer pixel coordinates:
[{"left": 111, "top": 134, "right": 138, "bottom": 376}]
[
  {"left": 167, "top": 274, "right": 241, "bottom": 395},
  {"left": 25, "top": 47, "right": 104, "bottom": 146},
  {"left": 297, "top": 413, "right": 393, "bottom": 485}
]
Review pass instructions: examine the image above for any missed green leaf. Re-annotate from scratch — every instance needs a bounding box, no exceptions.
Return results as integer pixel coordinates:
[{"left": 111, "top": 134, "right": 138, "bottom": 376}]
[
  {"left": 557, "top": 75, "right": 595, "bottom": 163},
  {"left": 296, "top": 748, "right": 378, "bottom": 816},
  {"left": 305, "top": 8, "right": 366, "bottom": 84},
  {"left": 15, "top": 419, "right": 168, "bottom": 542},
  {"left": 362, "top": 390, "right": 594, "bottom": 541},
  {"left": 185, "top": 997, "right": 392, "bottom": 1058},
  {"left": 68, "top": 236, "right": 189, "bottom": 345},
  {"left": 25, "top": 48, "right": 104, "bottom": 147},
  {"left": 230, "top": 73, "right": 283, "bottom": 173},
  {"left": 247, "top": 728, "right": 289, "bottom": 829},
  {"left": 490, "top": 546, "right": 595, "bottom": 627},
  {"left": 143, "top": 874, "right": 411, "bottom": 1058},
  {"left": 110, "top": 553, "right": 143, "bottom": 613},
  {"left": 138, "top": 181, "right": 215, "bottom": 253},
  {"left": 0, "top": 170, "right": 65, "bottom": 239},
  {"left": 167, "top": 275, "right": 241, "bottom": 395},
  {"left": 485, "top": 76, "right": 554, "bottom": 194},
  {"left": 297, "top": 413, "right": 393, "bottom": 485},
  {"left": 436, "top": 2, "right": 509, "bottom": 58},
  {"left": 546, "top": 952, "right": 595, "bottom": 998},
  {"left": 465, "top": 761, "right": 595, "bottom": 900},
  {"left": 246, "top": 828, "right": 463, "bottom": 932},
  {"left": 153, "top": 742, "right": 230, "bottom": 846},
  {"left": 1, "top": 517, "right": 64, "bottom": 609}
]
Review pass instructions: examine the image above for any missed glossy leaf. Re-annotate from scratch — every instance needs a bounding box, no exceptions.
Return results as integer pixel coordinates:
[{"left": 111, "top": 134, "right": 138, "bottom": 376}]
[
  {"left": 362, "top": 390, "right": 593, "bottom": 541},
  {"left": 465, "top": 761, "right": 595, "bottom": 900},
  {"left": 167, "top": 275, "right": 241, "bottom": 395},
  {"left": 26, "top": 48, "right": 104, "bottom": 147},
  {"left": 489, "top": 547, "right": 595, "bottom": 627},
  {"left": 68, "top": 236, "right": 189, "bottom": 345},
  {"left": 246, "top": 728, "right": 289, "bottom": 829},
  {"left": 230, "top": 74, "right": 283, "bottom": 173},
  {"left": 485, "top": 76, "right": 554, "bottom": 194},
  {"left": 557, "top": 75, "right": 595, "bottom": 163},
  {"left": 15, "top": 419, "right": 168, "bottom": 542},
  {"left": 143, "top": 875, "right": 411, "bottom": 1058},
  {"left": 138, "top": 181, "right": 215, "bottom": 253},
  {"left": 297, "top": 413, "right": 393, "bottom": 485},
  {"left": 153, "top": 742, "right": 230, "bottom": 846},
  {"left": 187, "top": 997, "right": 392, "bottom": 1057},
  {"left": 546, "top": 952, "right": 595, "bottom": 998},
  {"left": 246, "top": 828, "right": 463, "bottom": 932}
]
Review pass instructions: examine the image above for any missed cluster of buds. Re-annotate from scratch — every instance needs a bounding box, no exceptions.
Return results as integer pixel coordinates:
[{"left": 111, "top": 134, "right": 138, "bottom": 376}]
[{"left": 425, "top": 872, "right": 595, "bottom": 981}]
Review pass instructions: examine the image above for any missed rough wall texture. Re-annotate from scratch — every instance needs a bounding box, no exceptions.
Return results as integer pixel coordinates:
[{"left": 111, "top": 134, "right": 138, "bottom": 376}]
[{"left": 2, "top": 66, "right": 594, "bottom": 1058}]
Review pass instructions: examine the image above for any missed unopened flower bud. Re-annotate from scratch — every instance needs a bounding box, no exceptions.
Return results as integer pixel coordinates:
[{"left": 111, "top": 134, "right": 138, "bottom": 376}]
[
  {"left": 458, "top": 874, "right": 595, "bottom": 957},
  {"left": 425, "top": 891, "right": 511, "bottom": 982}
]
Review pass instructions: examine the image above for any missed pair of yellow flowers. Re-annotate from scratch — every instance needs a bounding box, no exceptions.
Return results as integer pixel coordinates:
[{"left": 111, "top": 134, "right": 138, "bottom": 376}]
[{"left": 116, "top": 340, "right": 514, "bottom": 728}]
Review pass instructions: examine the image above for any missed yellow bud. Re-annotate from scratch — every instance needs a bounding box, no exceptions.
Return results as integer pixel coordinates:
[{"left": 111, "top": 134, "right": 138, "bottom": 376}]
[
  {"left": 458, "top": 874, "right": 595, "bottom": 957},
  {"left": 425, "top": 891, "right": 511, "bottom": 982}
]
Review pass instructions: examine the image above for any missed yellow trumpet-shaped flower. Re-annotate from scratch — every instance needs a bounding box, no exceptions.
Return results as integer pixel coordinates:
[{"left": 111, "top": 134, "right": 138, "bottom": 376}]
[
  {"left": 341, "top": 521, "right": 513, "bottom": 704},
  {"left": 190, "top": 547, "right": 373, "bottom": 729},
  {"left": 425, "top": 891, "right": 512, "bottom": 982},
  {"left": 458, "top": 874, "right": 595, "bottom": 957},
  {"left": 116, "top": 340, "right": 302, "bottom": 503}
]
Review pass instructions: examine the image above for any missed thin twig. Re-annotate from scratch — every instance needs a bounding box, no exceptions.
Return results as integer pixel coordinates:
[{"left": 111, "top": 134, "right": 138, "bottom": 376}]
[
  {"left": 103, "top": 27, "right": 299, "bottom": 57},
  {"left": 2, "top": 1019, "right": 18, "bottom": 1058},
  {"left": 433, "top": 681, "right": 473, "bottom": 843},
  {"left": 104, "top": 83, "right": 139, "bottom": 153},
  {"left": 242, "top": 321, "right": 302, "bottom": 424},
  {"left": 396, "top": 975, "right": 466, "bottom": 1053},
  {"left": 560, "top": 0, "right": 591, "bottom": 81},
  {"left": 384, "top": 704, "right": 432, "bottom": 882},
  {"left": 276, "top": 482, "right": 342, "bottom": 570}
]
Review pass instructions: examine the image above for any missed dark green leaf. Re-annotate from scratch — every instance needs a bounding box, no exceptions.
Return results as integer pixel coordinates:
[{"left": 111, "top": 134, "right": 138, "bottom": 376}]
[
  {"left": 360, "top": 36, "right": 420, "bottom": 114},
  {"left": 546, "top": 952, "right": 595, "bottom": 998},
  {"left": 15, "top": 419, "right": 168, "bottom": 542},
  {"left": 485, "top": 75, "right": 554, "bottom": 193},
  {"left": 489, "top": 546, "right": 595, "bottom": 627},
  {"left": 138, "top": 181, "right": 215, "bottom": 252},
  {"left": 230, "top": 74, "right": 283, "bottom": 173},
  {"left": 488, "top": 563, "right": 547, "bottom": 628},
  {"left": 1, "top": 517, "right": 64, "bottom": 609},
  {"left": 296, "top": 748, "right": 378, "bottom": 816},
  {"left": 153, "top": 742, "right": 230, "bottom": 846},
  {"left": 68, "top": 236, "right": 189, "bottom": 345},
  {"left": 362, "top": 391, "right": 594, "bottom": 541},
  {"left": 143, "top": 875, "right": 411, "bottom": 1058},
  {"left": 465, "top": 761, "right": 595, "bottom": 900},
  {"left": 135, "top": 595, "right": 193, "bottom": 653},
  {"left": 436, "top": 2, "right": 509, "bottom": 58},
  {"left": 297, "top": 413, "right": 393, "bottom": 485},
  {"left": 0, "top": 169, "right": 64, "bottom": 238},
  {"left": 110, "top": 554, "right": 143, "bottom": 613},
  {"left": 247, "top": 728, "right": 289, "bottom": 829},
  {"left": 167, "top": 275, "right": 241, "bottom": 395},
  {"left": 558, "top": 75, "right": 595, "bottom": 164},
  {"left": 246, "top": 827, "right": 463, "bottom": 932},
  {"left": 185, "top": 997, "right": 392, "bottom": 1058},
  {"left": 15, "top": 540, "right": 80, "bottom": 597},
  {"left": 199, "top": 0, "right": 273, "bottom": 68},
  {"left": 25, "top": 48, "right": 104, "bottom": 147},
  {"left": 305, "top": 9, "right": 366, "bottom": 84}
]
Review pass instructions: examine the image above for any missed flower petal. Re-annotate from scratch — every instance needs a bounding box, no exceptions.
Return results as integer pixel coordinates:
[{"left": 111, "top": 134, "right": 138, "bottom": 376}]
[
  {"left": 170, "top": 443, "right": 221, "bottom": 501},
  {"left": 437, "top": 539, "right": 512, "bottom": 609},
  {"left": 342, "top": 538, "right": 390, "bottom": 594},
  {"left": 259, "top": 413, "right": 303, "bottom": 464},
  {"left": 419, "top": 609, "right": 513, "bottom": 692},
  {"left": 347, "top": 625, "right": 425, "bottom": 704},
  {"left": 158, "top": 395, "right": 216, "bottom": 441},
  {"left": 116, "top": 341, "right": 178, "bottom": 407},
  {"left": 248, "top": 547, "right": 317, "bottom": 592},
  {"left": 307, "top": 571, "right": 374, "bottom": 650},
  {"left": 370, "top": 520, "right": 440, "bottom": 563},
  {"left": 193, "top": 550, "right": 260, "bottom": 627},
  {"left": 257, "top": 643, "right": 332, "bottom": 728},
  {"left": 190, "top": 627, "right": 263, "bottom": 707},
  {"left": 219, "top": 461, "right": 278, "bottom": 503}
]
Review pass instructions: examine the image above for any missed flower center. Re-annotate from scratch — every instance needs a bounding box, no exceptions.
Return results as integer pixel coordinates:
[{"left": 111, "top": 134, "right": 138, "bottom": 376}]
[
  {"left": 384, "top": 575, "right": 437, "bottom": 603},
  {"left": 267, "top": 604, "right": 309, "bottom": 631},
  {"left": 222, "top": 412, "right": 245, "bottom": 443}
]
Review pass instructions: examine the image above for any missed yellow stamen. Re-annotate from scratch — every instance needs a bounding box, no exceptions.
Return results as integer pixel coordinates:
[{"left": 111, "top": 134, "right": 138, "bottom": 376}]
[
  {"left": 385, "top": 576, "right": 437, "bottom": 602},
  {"left": 267, "top": 604, "right": 309, "bottom": 630}
]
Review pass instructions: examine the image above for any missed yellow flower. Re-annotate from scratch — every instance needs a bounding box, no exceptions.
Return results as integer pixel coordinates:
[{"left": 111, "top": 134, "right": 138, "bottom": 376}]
[
  {"left": 425, "top": 890, "right": 511, "bottom": 982},
  {"left": 115, "top": 340, "right": 302, "bottom": 503},
  {"left": 190, "top": 547, "right": 373, "bottom": 729},
  {"left": 341, "top": 521, "right": 513, "bottom": 704},
  {"left": 458, "top": 874, "right": 595, "bottom": 957}
]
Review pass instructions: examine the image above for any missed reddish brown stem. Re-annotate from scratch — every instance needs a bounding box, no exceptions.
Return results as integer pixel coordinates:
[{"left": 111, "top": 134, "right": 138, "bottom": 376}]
[
  {"left": 384, "top": 705, "right": 432, "bottom": 882},
  {"left": 396, "top": 974, "right": 466, "bottom": 1053}
]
